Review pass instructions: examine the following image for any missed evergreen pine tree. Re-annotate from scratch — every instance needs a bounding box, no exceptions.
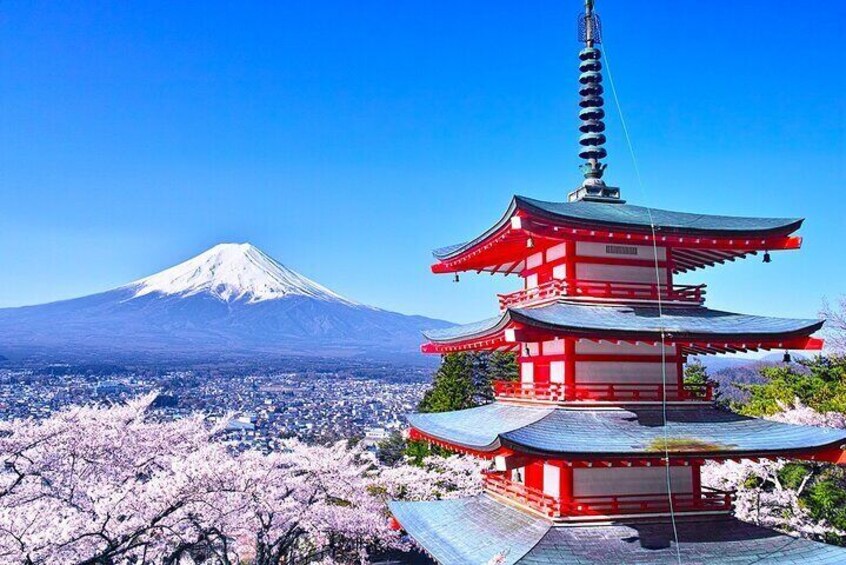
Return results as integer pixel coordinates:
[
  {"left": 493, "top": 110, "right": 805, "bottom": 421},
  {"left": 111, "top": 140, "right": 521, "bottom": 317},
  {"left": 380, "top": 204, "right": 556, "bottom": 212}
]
[
  {"left": 684, "top": 358, "right": 720, "bottom": 402},
  {"left": 418, "top": 353, "right": 476, "bottom": 413},
  {"left": 489, "top": 351, "right": 518, "bottom": 382}
]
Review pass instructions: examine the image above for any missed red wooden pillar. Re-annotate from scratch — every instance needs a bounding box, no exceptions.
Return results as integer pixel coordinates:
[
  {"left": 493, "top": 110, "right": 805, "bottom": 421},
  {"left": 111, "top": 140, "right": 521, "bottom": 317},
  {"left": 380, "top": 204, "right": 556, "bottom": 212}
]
[
  {"left": 565, "top": 338, "right": 577, "bottom": 400},
  {"left": 666, "top": 247, "right": 674, "bottom": 288},
  {"left": 564, "top": 239, "right": 577, "bottom": 282},
  {"left": 559, "top": 465, "right": 573, "bottom": 513},
  {"left": 525, "top": 461, "right": 545, "bottom": 491},
  {"left": 691, "top": 461, "right": 702, "bottom": 496}
]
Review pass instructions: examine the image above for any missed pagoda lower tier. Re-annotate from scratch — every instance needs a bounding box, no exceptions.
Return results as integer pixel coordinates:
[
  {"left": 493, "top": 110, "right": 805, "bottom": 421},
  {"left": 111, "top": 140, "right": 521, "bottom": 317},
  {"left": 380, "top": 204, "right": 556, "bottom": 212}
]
[{"left": 389, "top": 495, "right": 846, "bottom": 564}]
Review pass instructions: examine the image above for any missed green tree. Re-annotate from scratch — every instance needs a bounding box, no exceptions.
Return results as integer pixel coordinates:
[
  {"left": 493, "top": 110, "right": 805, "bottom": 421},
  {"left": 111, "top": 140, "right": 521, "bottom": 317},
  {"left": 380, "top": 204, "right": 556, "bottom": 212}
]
[
  {"left": 683, "top": 358, "right": 720, "bottom": 402},
  {"left": 736, "top": 356, "right": 846, "bottom": 417},
  {"left": 376, "top": 431, "right": 408, "bottom": 466},
  {"left": 729, "top": 353, "right": 846, "bottom": 543},
  {"left": 489, "top": 351, "right": 518, "bottom": 382},
  {"left": 468, "top": 351, "right": 518, "bottom": 404},
  {"left": 418, "top": 353, "right": 477, "bottom": 414}
]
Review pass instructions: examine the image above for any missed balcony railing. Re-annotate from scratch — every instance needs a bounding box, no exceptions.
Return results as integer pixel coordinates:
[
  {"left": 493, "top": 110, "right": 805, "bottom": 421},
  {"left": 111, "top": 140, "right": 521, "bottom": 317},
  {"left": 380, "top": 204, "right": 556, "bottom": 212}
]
[
  {"left": 483, "top": 472, "right": 734, "bottom": 519},
  {"left": 492, "top": 380, "right": 714, "bottom": 402},
  {"left": 498, "top": 279, "right": 706, "bottom": 309}
]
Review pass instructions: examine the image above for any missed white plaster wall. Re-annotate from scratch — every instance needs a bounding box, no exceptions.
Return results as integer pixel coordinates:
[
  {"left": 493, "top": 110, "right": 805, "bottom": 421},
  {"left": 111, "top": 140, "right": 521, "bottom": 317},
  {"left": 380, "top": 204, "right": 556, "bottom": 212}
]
[
  {"left": 542, "top": 340, "right": 566, "bottom": 355},
  {"left": 575, "top": 361, "right": 670, "bottom": 383},
  {"left": 550, "top": 361, "right": 565, "bottom": 384},
  {"left": 543, "top": 464, "right": 561, "bottom": 498},
  {"left": 575, "top": 263, "right": 667, "bottom": 284},
  {"left": 573, "top": 467, "right": 692, "bottom": 496},
  {"left": 546, "top": 243, "right": 567, "bottom": 262},
  {"left": 526, "top": 252, "right": 544, "bottom": 270},
  {"left": 521, "top": 362, "right": 534, "bottom": 384}
]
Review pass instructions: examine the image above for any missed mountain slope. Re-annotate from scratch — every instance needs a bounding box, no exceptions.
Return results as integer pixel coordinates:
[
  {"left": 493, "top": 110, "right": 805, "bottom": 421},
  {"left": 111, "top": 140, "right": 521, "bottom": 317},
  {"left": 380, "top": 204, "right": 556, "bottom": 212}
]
[{"left": 0, "top": 243, "right": 451, "bottom": 362}]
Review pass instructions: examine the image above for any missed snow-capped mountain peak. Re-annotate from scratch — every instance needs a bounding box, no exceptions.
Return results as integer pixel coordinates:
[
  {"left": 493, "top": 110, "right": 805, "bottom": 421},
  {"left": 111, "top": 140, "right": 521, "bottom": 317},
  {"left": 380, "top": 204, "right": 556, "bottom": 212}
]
[{"left": 128, "top": 243, "right": 356, "bottom": 305}]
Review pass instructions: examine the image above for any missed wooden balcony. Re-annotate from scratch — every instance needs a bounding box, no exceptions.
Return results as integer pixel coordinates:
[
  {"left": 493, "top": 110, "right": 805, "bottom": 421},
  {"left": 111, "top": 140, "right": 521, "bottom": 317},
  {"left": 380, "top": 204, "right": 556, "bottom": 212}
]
[
  {"left": 498, "top": 279, "right": 706, "bottom": 309},
  {"left": 483, "top": 472, "right": 734, "bottom": 520},
  {"left": 492, "top": 380, "right": 714, "bottom": 403}
]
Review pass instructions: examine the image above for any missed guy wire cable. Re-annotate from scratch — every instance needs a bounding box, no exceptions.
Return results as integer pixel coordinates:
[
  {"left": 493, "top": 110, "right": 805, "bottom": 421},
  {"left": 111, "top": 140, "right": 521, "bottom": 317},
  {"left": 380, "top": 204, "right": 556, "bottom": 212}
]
[{"left": 602, "top": 41, "right": 683, "bottom": 565}]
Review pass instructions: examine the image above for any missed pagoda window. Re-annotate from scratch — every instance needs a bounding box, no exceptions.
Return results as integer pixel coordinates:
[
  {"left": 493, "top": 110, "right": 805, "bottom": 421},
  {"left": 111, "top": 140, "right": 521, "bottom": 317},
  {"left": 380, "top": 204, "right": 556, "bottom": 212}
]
[
  {"left": 576, "top": 241, "right": 666, "bottom": 262},
  {"left": 573, "top": 466, "right": 693, "bottom": 497}
]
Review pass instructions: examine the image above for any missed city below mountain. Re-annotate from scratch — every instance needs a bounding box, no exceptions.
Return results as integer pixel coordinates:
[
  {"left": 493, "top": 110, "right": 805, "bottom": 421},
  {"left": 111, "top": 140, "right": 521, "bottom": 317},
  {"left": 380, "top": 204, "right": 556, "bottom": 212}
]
[{"left": 0, "top": 243, "right": 452, "bottom": 363}]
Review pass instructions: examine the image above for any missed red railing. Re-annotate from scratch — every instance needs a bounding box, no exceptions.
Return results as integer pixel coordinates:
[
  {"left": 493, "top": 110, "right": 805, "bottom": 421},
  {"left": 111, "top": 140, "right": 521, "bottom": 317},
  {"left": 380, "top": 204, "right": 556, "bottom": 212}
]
[
  {"left": 492, "top": 380, "right": 713, "bottom": 402},
  {"left": 498, "top": 279, "right": 706, "bottom": 309},
  {"left": 483, "top": 471, "right": 563, "bottom": 518},
  {"left": 483, "top": 472, "right": 733, "bottom": 518},
  {"left": 563, "top": 487, "right": 734, "bottom": 516}
]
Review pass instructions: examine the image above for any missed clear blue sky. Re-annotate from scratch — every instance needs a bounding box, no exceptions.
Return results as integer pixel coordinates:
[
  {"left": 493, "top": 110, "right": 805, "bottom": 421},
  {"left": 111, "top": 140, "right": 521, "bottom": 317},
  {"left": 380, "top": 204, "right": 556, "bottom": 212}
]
[{"left": 1, "top": 1, "right": 844, "bottom": 324}]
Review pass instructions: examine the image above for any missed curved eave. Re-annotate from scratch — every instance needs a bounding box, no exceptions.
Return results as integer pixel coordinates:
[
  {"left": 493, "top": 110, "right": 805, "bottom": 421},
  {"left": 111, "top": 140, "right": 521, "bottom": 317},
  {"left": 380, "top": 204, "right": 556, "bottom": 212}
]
[
  {"left": 431, "top": 196, "right": 804, "bottom": 274},
  {"left": 422, "top": 302, "right": 825, "bottom": 355},
  {"left": 407, "top": 404, "right": 553, "bottom": 456},
  {"left": 407, "top": 403, "right": 846, "bottom": 461},
  {"left": 389, "top": 496, "right": 846, "bottom": 565},
  {"left": 507, "top": 304, "right": 825, "bottom": 344}
]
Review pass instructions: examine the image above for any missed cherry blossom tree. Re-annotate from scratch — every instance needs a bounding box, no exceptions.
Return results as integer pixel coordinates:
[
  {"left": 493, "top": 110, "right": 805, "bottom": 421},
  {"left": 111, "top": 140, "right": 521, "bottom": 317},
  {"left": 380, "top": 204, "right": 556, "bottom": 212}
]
[
  {"left": 703, "top": 401, "right": 846, "bottom": 543},
  {"left": 0, "top": 395, "right": 485, "bottom": 564}
]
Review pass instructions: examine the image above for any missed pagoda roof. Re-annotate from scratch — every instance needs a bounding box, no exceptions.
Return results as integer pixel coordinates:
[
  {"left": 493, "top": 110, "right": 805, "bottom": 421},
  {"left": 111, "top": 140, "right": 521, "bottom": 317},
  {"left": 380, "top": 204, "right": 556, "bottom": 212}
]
[
  {"left": 389, "top": 495, "right": 846, "bottom": 564},
  {"left": 423, "top": 301, "right": 823, "bottom": 355},
  {"left": 407, "top": 403, "right": 846, "bottom": 459},
  {"left": 434, "top": 196, "right": 803, "bottom": 260},
  {"left": 431, "top": 196, "right": 804, "bottom": 274}
]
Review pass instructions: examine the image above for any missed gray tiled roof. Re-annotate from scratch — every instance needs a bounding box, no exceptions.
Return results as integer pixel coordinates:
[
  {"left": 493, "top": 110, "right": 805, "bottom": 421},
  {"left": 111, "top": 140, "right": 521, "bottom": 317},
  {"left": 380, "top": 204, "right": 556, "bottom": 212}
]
[
  {"left": 423, "top": 302, "right": 823, "bottom": 343},
  {"left": 408, "top": 403, "right": 846, "bottom": 457},
  {"left": 388, "top": 496, "right": 550, "bottom": 565},
  {"left": 407, "top": 403, "right": 552, "bottom": 451},
  {"left": 390, "top": 495, "right": 846, "bottom": 564},
  {"left": 433, "top": 196, "right": 803, "bottom": 260}
]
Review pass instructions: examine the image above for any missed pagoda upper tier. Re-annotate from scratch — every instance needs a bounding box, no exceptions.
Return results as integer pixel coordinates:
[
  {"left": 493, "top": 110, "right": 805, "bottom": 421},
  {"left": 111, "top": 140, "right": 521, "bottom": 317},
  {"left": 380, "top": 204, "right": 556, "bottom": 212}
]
[
  {"left": 432, "top": 196, "right": 803, "bottom": 275},
  {"left": 406, "top": 403, "right": 846, "bottom": 464},
  {"left": 422, "top": 301, "right": 823, "bottom": 355}
]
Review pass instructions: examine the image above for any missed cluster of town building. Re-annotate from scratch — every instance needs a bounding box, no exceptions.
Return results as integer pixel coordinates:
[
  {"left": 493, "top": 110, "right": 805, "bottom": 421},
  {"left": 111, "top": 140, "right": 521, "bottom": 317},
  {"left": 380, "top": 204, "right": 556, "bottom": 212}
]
[{"left": 0, "top": 365, "right": 428, "bottom": 449}]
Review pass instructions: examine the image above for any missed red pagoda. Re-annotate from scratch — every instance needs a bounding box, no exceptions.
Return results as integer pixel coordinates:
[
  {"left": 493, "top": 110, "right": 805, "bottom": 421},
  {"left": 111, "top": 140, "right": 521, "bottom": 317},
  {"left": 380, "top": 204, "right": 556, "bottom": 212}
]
[{"left": 389, "top": 2, "right": 846, "bottom": 563}]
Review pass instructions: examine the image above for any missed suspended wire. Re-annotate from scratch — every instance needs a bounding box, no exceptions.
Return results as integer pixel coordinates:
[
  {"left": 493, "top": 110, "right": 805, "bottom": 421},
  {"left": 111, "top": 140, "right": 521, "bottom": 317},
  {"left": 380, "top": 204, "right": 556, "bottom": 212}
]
[{"left": 602, "top": 44, "right": 683, "bottom": 565}]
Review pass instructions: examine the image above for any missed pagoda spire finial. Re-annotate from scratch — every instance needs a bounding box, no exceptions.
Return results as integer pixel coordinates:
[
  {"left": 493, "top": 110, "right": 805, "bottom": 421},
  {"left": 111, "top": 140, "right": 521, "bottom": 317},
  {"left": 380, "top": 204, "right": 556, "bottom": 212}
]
[{"left": 569, "top": 0, "right": 622, "bottom": 203}]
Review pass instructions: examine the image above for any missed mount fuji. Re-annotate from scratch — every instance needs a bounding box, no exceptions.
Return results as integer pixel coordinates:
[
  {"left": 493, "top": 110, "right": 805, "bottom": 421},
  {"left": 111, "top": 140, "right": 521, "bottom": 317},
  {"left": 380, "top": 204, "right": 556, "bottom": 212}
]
[{"left": 0, "top": 243, "right": 452, "bottom": 363}]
